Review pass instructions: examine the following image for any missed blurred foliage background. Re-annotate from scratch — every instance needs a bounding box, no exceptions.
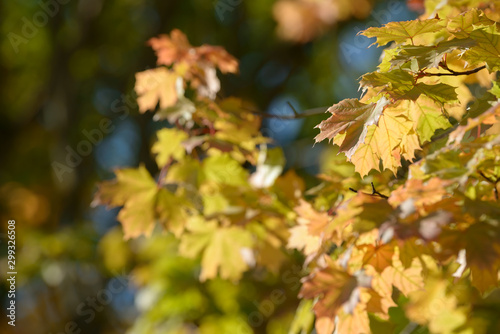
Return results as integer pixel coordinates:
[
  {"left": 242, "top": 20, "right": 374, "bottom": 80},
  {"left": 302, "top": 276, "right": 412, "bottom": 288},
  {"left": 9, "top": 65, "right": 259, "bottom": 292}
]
[{"left": 0, "top": 0, "right": 418, "bottom": 333}]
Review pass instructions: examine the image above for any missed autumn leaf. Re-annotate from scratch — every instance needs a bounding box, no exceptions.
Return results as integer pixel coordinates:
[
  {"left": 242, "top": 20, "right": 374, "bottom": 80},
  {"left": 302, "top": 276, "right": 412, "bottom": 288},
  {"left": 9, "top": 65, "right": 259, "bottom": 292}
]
[
  {"left": 361, "top": 18, "right": 444, "bottom": 47},
  {"left": 92, "top": 166, "right": 189, "bottom": 238},
  {"left": 135, "top": 67, "right": 180, "bottom": 113},
  {"left": 358, "top": 242, "right": 395, "bottom": 273},
  {"left": 336, "top": 303, "right": 371, "bottom": 334},
  {"left": 379, "top": 247, "right": 424, "bottom": 296},
  {"left": 351, "top": 126, "right": 379, "bottom": 176},
  {"left": 373, "top": 102, "right": 414, "bottom": 172},
  {"left": 287, "top": 199, "right": 336, "bottom": 256},
  {"left": 314, "top": 97, "right": 390, "bottom": 159},
  {"left": 151, "top": 128, "right": 188, "bottom": 167},
  {"left": 149, "top": 29, "right": 238, "bottom": 73},
  {"left": 299, "top": 257, "right": 360, "bottom": 332}
]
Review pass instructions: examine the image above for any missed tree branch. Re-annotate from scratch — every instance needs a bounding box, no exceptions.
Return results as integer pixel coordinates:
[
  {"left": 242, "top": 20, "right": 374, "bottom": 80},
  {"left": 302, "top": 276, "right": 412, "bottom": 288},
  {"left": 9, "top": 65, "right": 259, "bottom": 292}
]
[
  {"left": 244, "top": 104, "right": 329, "bottom": 120},
  {"left": 420, "top": 64, "right": 486, "bottom": 77}
]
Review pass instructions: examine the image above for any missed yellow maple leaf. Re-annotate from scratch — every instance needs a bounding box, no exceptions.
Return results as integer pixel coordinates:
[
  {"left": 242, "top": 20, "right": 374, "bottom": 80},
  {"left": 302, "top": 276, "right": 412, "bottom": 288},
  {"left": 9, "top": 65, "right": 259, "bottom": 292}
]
[
  {"left": 135, "top": 67, "right": 179, "bottom": 113},
  {"left": 373, "top": 102, "right": 414, "bottom": 173},
  {"left": 380, "top": 247, "right": 424, "bottom": 296},
  {"left": 151, "top": 128, "right": 188, "bottom": 167}
]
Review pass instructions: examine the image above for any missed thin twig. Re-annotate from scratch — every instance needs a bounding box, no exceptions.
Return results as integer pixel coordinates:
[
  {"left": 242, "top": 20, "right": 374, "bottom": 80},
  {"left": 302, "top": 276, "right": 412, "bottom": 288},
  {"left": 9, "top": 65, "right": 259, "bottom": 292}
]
[
  {"left": 371, "top": 182, "right": 389, "bottom": 199},
  {"left": 243, "top": 104, "right": 329, "bottom": 120},
  {"left": 478, "top": 171, "right": 500, "bottom": 201},
  {"left": 349, "top": 182, "right": 389, "bottom": 199}
]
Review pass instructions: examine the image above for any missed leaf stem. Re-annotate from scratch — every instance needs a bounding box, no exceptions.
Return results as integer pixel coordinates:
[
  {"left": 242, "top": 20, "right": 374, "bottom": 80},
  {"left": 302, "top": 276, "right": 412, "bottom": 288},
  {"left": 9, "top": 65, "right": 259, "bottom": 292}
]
[{"left": 157, "top": 157, "right": 173, "bottom": 188}]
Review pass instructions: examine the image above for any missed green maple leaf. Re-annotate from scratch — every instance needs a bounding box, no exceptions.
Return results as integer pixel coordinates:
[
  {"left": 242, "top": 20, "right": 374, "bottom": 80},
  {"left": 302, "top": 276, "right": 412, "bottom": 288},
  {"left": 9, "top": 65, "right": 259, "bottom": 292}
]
[
  {"left": 361, "top": 69, "right": 457, "bottom": 104},
  {"left": 447, "top": 9, "right": 495, "bottom": 38},
  {"left": 361, "top": 19, "right": 444, "bottom": 47},
  {"left": 400, "top": 83, "right": 458, "bottom": 104},
  {"left": 93, "top": 166, "right": 190, "bottom": 238},
  {"left": 463, "top": 25, "right": 500, "bottom": 71},
  {"left": 360, "top": 69, "right": 414, "bottom": 90},
  {"left": 409, "top": 96, "right": 451, "bottom": 143},
  {"left": 390, "top": 38, "right": 477, "bottom": 70}
]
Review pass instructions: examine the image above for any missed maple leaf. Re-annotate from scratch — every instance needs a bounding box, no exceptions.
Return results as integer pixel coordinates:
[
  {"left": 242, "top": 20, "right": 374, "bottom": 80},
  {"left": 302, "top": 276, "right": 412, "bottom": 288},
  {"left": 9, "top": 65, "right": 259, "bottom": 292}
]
[
  {"left": 360, "top": 69, "right": 458, "bottom": 104},
  {"left": 381, "top": 253, "right": 424, "bottom": 296},
  {"left": 447, "top": 9, "right": 495, "bottom": 38},
  {"left": 409, "top": 96, "right": 451, "bottom": 143},
  {"left": 93, "top": 166, "right": 157, "bottom": 207},
  {"left": 151, "top": 128, "right": 188, "bottom": 167},
  {"left": 196, "top": 45, "right": 239, "bottom": 74},
  {"left": 314, "top": 97, "right": 390, "bottom": 159},
  {"left": 116, "top": 187, "right": 157, "bottom": 239},
  {"left": 389, "top": 38, "right": 477, "bottom": 70},
  {"left": 373, "top": 103, "right": 414, "bottom": 172},
  {"left": 287, "top": 225, "right": 322, "bottom": 257},
  {"left": 399, "top": 128, "right": 421, "bottom": 161},
  {"left": 336, "top": 303, "right": 371, "bottom": 334},
  {"left": 351, "top": 126, "right": 379, "bottom": 176},
  {"left": 148, "top": 29, "right": 238, "bottom": 73},
  {"left": 360, "top": 69, "right": 414, "bottom": 92},
  {"left": 399, "top": 83, "right": 458, "bottom": 104},
  {"left": 299, "top": 257, "right": 361, "bottom": 333},
  {"left": 361, "top": 18, "right": 444, "bottom": 47},
  {"left": 93, "top": 166, "right": 189, "bottom": 238},
  {"left": 179, "top": 217, "right": 254, "bottom": 281},
  {"left": 135, "top": 67, "right": 180, "bottom": 113},
  {"left": 463, "top": 25, "right": 500, "bottom": 71},
  {"left": 148, "top": 29, "right": 192, "bottom": 66},
  {"left": 287, "top": 199, "right": 338, "bottom": 256},
  {"left": 358, "top": 242, "right": 395, "bottom": 273}
]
